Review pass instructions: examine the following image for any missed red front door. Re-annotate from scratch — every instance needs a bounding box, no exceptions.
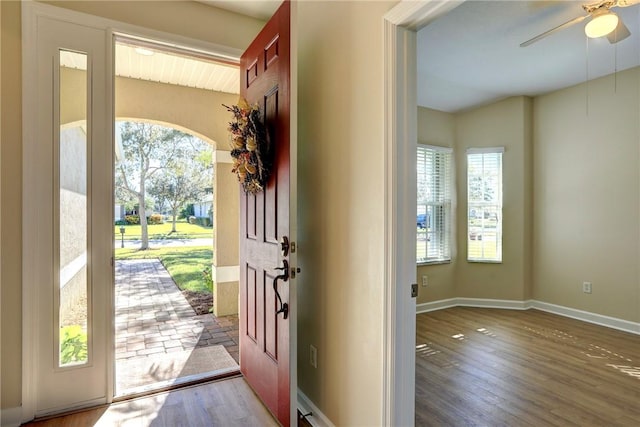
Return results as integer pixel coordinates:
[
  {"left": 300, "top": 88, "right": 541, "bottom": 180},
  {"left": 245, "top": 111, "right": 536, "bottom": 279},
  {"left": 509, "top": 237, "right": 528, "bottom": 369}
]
[{"left": 239, "top": 2, "right": 291, "bottom": 426}]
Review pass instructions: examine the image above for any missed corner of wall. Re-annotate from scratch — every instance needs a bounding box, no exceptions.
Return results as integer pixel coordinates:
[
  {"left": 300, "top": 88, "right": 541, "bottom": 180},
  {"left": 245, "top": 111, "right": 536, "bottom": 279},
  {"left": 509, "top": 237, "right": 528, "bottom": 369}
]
[{"left": 522, "top": 96, "right": 534, "bottom": 300}]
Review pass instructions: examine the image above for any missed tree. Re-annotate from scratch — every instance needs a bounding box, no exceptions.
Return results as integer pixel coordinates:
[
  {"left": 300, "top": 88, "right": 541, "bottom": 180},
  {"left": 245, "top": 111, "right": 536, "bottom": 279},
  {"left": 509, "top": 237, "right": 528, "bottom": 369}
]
[
  {"left": 148, "top": 156, "right": 211, "bottom": 233},
  {"left": 115, "top": 121, "right": 190, "bottom": 250}
]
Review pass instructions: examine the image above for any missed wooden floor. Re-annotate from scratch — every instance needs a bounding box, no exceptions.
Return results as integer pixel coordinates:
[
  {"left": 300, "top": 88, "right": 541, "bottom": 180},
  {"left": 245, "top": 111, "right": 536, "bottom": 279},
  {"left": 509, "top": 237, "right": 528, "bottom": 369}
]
[
  {"left": 415, "top": 307, "right": 640, "bottom": 426},
  {"left": 22, "top": 377, "right": 277, "bottom": 427}
]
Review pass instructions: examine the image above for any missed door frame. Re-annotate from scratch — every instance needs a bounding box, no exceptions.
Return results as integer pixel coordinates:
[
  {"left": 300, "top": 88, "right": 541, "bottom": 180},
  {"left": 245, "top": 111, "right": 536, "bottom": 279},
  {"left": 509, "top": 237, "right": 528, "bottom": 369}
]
[
  {"left": 21, "top": 2, "right": 245, "bottom": 422},
  {"left": 382, "top": 1, "right": 463, "bottom": 425}
]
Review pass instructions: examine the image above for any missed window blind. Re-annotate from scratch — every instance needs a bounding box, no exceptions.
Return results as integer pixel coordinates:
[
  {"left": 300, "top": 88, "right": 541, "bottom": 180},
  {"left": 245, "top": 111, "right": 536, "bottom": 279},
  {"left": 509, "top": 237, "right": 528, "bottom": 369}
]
[
  {"left": 467, "top": 147, "right": 503, "bottom": 262},
  {"left": 417, "top": 145, "right": 452, "bottom": 263}
]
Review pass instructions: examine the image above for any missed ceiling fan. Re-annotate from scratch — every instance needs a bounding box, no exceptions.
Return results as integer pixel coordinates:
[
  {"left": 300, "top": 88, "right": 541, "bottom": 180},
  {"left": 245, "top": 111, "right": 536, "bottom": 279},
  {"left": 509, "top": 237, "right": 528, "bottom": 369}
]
[{"left": 520, "top": 0, "right": 640, "bottom": 47}]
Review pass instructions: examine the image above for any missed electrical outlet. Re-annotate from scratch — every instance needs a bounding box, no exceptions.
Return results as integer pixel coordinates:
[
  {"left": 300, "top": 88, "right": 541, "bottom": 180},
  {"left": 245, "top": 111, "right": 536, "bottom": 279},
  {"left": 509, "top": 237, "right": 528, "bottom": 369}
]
[
  {"left": 582, "top": 281, "right": 592, "bottom": 294},
  {"left": 310, "top": 345, "right": 318, "bottom": 368},
  {"left": 422, "top": 275, "right": 429, "bottom": 287}
]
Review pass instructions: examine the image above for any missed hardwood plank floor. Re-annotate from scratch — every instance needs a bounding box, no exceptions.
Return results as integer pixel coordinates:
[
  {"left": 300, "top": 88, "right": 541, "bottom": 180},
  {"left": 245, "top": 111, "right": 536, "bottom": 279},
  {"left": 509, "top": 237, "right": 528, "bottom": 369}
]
[
  {"left": 415, "top": 307, "right": 640, "bottom": 427},
  {"left": 22, "top": 377, "right": 278, "bottom": 427}
]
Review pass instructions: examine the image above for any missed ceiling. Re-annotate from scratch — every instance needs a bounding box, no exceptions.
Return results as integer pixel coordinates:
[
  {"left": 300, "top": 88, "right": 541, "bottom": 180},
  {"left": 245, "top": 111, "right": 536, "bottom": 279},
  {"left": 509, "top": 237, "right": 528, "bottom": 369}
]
[
  {"left": 61, "top": 42, "right": 240, "bottom": 95},
  {"left": 196, "top": 0, "right": 278, "bottom": 20},
  {"left": 418, "top": 0, "right": 640, "bottom": 112},
  {"left": 114, "top": 42, "right": 239, "bottom": 94}
]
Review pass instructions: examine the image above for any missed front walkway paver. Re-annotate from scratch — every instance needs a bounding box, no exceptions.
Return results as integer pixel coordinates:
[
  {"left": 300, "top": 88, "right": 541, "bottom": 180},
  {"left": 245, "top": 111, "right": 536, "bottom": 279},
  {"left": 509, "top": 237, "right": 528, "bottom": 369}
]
[{"left": 115, "top": 259, "right": 239, "bottom": 394}]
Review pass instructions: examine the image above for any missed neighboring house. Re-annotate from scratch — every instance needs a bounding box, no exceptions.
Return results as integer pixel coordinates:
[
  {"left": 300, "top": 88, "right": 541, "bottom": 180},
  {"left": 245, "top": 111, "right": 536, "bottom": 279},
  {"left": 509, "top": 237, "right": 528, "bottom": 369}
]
[
  {"left": 114, "top": 205, "right": 125, "bottom": 221},
  {"left": 193, "top": 193, "right": 213, "bottom": 219}
]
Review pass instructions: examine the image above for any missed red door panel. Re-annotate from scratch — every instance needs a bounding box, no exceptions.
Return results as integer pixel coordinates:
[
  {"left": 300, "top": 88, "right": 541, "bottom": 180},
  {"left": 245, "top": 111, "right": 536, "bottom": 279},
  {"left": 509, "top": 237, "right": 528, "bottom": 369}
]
[{"left": 239, "top": 1, "right": 291, "bottom": 426}]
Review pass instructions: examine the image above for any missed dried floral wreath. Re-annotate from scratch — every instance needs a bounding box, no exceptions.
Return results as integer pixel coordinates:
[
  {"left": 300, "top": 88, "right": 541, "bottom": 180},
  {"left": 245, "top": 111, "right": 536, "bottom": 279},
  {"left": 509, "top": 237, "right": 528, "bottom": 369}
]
[{"left": 224, "top": 99, "right": 271, "bottom": 194}]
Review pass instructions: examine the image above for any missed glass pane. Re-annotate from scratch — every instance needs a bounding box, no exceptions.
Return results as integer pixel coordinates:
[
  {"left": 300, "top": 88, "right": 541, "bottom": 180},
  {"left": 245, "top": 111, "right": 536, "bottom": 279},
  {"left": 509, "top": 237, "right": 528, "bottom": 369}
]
[{"left": 59, "top": 50, "right": 89, "bottom": 366}]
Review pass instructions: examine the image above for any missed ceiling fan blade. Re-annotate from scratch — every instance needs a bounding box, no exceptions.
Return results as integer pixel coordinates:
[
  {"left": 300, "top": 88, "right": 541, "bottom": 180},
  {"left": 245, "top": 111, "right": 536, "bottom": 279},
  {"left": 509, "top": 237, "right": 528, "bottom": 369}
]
[
  {"left": 520, "top": 15, "right": 588, "bottom": 47},
  {"left": 607, "top": 19, "right": 631, "bottom": 43},
  {"left": 615, "top": 0, "right": 640, "bottom": 7}
]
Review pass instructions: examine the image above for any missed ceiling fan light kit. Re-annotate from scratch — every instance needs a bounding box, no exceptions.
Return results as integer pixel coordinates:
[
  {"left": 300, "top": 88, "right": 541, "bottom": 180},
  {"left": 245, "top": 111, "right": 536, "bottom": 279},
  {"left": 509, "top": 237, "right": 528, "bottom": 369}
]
[
  {"left": 520, "top": 0, "right": 640, "bottom": 47},
  {"left": 585, "top": 10, "right": 619, "bottom": 38}
]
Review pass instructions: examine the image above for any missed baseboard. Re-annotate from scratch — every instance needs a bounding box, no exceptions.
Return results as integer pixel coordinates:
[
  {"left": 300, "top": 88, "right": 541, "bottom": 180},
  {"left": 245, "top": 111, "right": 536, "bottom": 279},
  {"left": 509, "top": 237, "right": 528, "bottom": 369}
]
[
  {"left": 456, "top": 298, "right": 531, "bottom": 310},
  {"left": 530, "top": 300, "right": 640, "bottom": 336},
  {"left": 297, "top": 389, "right": 335, "bottom": 427},
  {"left": 1, "top": 406, "right": 22, "bottom": 427},
  {"left": 416, "top": 297, "right": 529, "bottom": 314},
  {"left": 417, "top": 298, "right": 640, "bottom": 336}
]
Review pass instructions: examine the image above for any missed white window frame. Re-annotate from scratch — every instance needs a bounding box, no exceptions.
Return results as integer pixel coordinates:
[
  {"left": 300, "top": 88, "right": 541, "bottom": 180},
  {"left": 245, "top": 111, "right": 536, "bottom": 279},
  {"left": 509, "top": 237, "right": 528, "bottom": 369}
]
[
  {"left": 417, "top": 144, "right": 452, "bottom": 264},
  {"left": 466, "top": 147, "right": 504, "bottom": 263}
]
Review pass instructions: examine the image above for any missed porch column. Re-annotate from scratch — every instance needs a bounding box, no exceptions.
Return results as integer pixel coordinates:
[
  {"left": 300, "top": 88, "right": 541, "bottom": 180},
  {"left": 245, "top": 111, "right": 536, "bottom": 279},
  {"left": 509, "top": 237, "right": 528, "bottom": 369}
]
[{"left": 212, "top": 150, "right": 239, "bottom": 316}]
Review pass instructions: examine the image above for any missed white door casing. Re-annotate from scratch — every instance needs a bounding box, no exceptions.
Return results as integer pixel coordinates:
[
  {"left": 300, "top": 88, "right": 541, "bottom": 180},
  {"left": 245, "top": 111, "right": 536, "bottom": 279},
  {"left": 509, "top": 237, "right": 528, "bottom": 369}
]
[
  {"left": 382, "top": 1, "right": 463, "bottom": 425},
  {"left": 22, "top": 2, "right": 245, "bottom": 422},
  {"left": 23, "top": 11, "right": 113, "bottom": 417}
]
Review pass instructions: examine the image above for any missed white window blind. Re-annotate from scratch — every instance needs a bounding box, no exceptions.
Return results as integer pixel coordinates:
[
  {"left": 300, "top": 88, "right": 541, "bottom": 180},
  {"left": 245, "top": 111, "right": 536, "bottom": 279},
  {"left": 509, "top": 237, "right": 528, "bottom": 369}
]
[
  {"left": 467, "top": 147, "right": 503, "bottom": 262},
  {"left": 417, "top": 145, "right": 452, "bottom": 264}
]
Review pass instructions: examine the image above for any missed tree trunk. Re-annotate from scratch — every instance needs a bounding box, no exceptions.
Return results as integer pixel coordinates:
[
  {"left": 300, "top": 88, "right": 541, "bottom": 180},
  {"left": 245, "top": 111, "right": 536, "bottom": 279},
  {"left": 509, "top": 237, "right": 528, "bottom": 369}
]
[
  {"left": 138, "top": 192, "right": 149, "bottom": 250},
  {"left": 171, "top": 208, "right": 178, "bottom": 233}
]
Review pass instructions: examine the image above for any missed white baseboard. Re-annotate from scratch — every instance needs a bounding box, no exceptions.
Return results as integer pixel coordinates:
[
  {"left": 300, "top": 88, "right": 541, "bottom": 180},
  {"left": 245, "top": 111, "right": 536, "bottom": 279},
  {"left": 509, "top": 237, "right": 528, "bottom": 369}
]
[
  {"left": 1, "top": 406, "right": 22, "bottom": 427},
  {"left": 530, "top": 300, "right": 640, "bottom": 335},
  {"left": 417, "top": 298, "right": 640, "bottom": 336},
  {"left": 456, "top": 298, "right": 531, "bottom": 310},
  {"left": 416, "top": 297, "right": 529, "bottom": 313},
  {"left": 298, "top": 389, "right": 335, "bottom": 427}
]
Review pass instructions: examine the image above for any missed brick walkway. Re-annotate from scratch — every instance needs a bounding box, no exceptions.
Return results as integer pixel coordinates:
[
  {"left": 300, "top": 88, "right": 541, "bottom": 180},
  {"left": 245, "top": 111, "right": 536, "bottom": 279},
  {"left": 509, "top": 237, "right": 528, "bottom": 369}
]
[{"left": 115, "top": 260, "right": 239, "bottom": 363}]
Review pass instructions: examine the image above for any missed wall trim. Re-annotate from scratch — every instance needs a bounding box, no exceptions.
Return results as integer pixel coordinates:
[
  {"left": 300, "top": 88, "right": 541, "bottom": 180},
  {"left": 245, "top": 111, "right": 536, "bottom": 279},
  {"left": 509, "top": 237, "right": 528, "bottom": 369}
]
[
  {"left": 297, "top": 390, "right": 335, "bottom": 427},
  {"left": 530, "top": 300, "right": 640, "bottom": 335},
  {"left": 211, "top": 265, "right": 239, "bottom": 283},
  {"left": 213, "top": 149, "right": 233, "bottom": 164},
  {"left": 417, "top": 298, "right": 640, "bottom": 336},
  {"left": 0, "top": 407, "right": 23, "bottom": 427}
]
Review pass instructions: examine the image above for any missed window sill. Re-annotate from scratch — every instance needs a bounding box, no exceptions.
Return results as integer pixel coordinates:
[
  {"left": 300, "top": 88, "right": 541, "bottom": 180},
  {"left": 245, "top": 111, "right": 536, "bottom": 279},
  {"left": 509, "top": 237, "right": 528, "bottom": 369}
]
[
  {"left": 417, "top": 260, "right": 451, "bottom": 266},
  {"left": 467, "top": 259, "right": 502, "bottom": 264}
]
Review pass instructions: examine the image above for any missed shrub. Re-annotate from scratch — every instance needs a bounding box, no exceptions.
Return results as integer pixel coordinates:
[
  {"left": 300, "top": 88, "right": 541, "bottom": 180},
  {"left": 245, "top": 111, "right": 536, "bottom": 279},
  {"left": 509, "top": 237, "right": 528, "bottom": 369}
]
[
  {"left": 115, "top": 219, "right": 126, "bottom": 226},
  {"left": 180, "top": 204, "right": 195, "bottom": 219},
  {"left": 125, "top": 215, "right": 140, "bottom": 225},
  {"left": 202, "top": 266, "right": 214, "bottom": 292},
  {"left": 147, "top": 214, "right": 163, "bottom": 225},
  {"left": 60, "top": 325, "right": 87, "bottom": 364},
  {"left": 195, "top": 216, "right": 212, "bottom": 227}
]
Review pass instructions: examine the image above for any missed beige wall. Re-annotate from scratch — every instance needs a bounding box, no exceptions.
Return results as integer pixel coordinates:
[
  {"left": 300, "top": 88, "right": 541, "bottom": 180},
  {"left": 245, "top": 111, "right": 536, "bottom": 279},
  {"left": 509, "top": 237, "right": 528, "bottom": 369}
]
[
  {"left": 416, "top": 107, "right": 457, "bottom": 303},
  {"left": 419, "top": 71, "right": 639, "bottom": 324},
  {"left": 455, "top": 96, "right": 533, "bottom": 300},
  {"left": 533, "top": 68, "right": 640, "bottom": 322},
  {"left": 418, "top": 99, "right": 534, "bottom": 304},
  {"left": 296, "top": 1, "right": 395, "bottom": 425},
  {"left": 116, "top": 77, "right": 238, "bottom": 147},
  {"left": 1, "top": 0, "right": 23, "bottom": 411},
  {"left": 0, "top": 0, "right": 263, "bottom": 411},
  {"left": 42, "top": 1, "right": 262, "bottom": 50}
]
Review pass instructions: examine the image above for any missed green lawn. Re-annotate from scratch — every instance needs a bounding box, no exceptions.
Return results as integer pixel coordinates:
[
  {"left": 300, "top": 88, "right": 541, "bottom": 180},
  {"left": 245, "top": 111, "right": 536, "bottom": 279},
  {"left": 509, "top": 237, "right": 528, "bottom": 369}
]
[
  {"left": 115, "top": 246, "right": 213, "bottom": 293},
  {"left": 115, "top": 220, "right": 212, "bottom": 240}
]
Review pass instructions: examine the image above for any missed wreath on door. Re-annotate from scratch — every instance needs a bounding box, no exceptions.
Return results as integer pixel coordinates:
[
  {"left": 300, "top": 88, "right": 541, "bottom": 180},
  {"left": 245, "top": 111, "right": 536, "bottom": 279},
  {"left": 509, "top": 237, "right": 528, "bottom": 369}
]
[{"left": 224, "top": 99, "right": 271, "bottom": 194}]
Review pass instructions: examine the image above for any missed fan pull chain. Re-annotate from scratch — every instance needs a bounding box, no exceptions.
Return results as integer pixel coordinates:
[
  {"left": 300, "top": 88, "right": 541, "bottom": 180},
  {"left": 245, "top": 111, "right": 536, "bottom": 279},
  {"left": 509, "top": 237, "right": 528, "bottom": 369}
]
[
  {"left": 585, "top": 36, "right": 590, "bottom": 116},
  {"left": 614, "top": 26, "right": 618, "bottom": 93}
]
